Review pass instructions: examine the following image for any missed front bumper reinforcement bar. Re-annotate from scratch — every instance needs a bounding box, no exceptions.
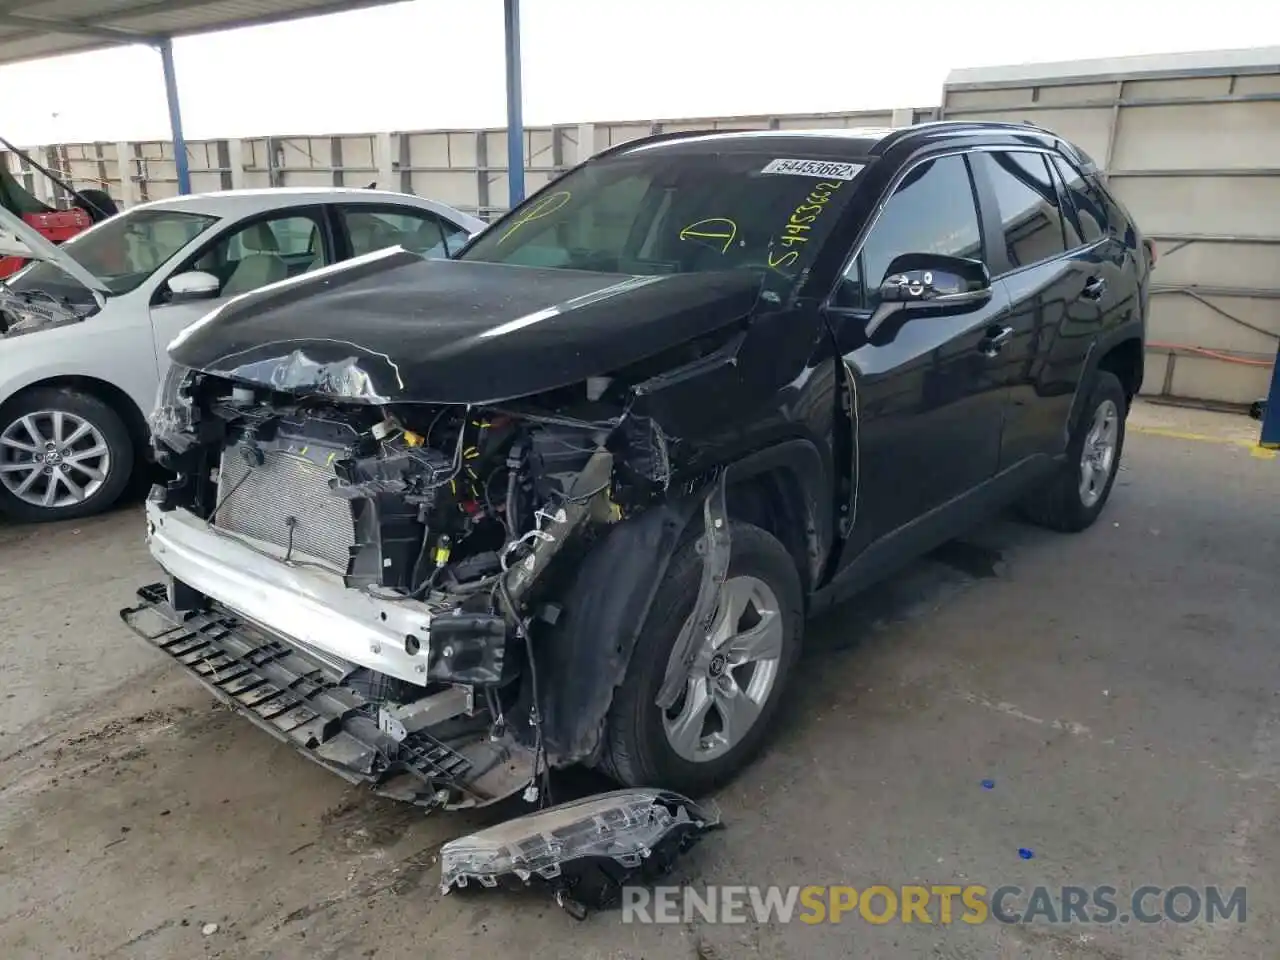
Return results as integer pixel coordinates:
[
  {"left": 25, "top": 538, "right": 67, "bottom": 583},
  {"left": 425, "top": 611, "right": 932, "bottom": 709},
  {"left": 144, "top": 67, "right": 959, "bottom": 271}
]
[{"left": 120, "top": 583, "right": 475, "bottom": 806}]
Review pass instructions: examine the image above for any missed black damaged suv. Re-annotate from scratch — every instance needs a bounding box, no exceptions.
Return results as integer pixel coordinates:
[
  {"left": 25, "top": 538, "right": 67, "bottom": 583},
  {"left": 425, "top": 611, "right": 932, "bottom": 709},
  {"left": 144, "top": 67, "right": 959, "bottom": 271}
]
[{"left": 131, "top": 121, "right": 1150, "bottom": 809}]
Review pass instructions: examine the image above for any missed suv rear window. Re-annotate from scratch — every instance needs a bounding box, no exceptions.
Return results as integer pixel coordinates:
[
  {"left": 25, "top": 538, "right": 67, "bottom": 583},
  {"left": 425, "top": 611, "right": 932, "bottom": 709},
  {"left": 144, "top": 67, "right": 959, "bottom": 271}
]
[
  {"left": 973, "top": 151, "right": 1070, "bottom": 272},
  {"left": 1050, "top": 156, "right": 1107, "bottom": 244},
  {"left": 460, "top": 150, "right": 863, "bottom": 279}
]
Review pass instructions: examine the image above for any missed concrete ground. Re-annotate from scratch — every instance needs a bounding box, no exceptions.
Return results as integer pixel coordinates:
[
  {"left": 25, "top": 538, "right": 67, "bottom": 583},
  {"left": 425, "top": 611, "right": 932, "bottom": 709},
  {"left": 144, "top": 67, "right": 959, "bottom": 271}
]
[{"left": 1, "top": 400, "right": 1276, "bottom": 960}]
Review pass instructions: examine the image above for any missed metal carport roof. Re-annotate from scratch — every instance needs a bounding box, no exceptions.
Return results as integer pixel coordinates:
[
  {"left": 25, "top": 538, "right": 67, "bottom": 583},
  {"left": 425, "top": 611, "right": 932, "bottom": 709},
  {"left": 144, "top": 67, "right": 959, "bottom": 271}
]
[
  {"left": 0, "top": 0, "right": 530, "bottom": 204},
  {"left": 0, "top": 1, "right": 405, "bottom": 64}
]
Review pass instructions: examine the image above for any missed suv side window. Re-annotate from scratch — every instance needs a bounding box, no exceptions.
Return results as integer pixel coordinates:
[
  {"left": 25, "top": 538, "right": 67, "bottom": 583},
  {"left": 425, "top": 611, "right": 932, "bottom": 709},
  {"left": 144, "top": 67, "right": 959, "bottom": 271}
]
[
  {"left": 339, "top": 206, "right": 470, "bottom": 260},
  {"left": 837, "top": 154, "right": 983, "bottom": 309},
  {"left": 1047, "top": 161, "right": 1084, "bottom": 250},
  {"left": 1050, "top": 156, "right": 1107, "bottom": 244},
  {"left": 974, "top": 151, "right": 1069, "bottom": 272}
]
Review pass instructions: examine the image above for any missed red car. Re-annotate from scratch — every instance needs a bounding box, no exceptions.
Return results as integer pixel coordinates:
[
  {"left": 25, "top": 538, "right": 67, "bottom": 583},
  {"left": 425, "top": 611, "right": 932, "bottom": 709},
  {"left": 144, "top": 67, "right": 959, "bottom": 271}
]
[{"left": 0, "top": 155, "right": 117, "bottom": 278}]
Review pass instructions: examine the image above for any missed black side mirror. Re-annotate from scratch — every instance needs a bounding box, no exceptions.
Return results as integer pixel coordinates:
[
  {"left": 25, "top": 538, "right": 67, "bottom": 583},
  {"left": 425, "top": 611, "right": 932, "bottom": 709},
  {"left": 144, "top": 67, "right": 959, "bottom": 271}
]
[{"left": 866, "top": 253, "right": 992, "bottom": 338}]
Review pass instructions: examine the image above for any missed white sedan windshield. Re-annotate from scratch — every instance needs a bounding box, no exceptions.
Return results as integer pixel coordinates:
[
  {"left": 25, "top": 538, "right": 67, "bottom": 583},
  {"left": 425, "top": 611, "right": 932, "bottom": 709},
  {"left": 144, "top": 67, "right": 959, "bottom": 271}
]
[{"left": 16, "top": 208, "right": 217, "bottom": 296}]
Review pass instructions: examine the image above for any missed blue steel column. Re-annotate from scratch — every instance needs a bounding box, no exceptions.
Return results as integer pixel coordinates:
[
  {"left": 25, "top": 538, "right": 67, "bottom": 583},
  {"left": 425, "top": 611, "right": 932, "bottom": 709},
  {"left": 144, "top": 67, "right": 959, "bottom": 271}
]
[
  {"left": 503, "top": 0, "right": 525, "bottom": 208},
  {"left": 156, "top": 37, "right": 192, "bottom": 195},
  {"left": 1261, "top": 344, "right": 1280, "bottom": 448}
]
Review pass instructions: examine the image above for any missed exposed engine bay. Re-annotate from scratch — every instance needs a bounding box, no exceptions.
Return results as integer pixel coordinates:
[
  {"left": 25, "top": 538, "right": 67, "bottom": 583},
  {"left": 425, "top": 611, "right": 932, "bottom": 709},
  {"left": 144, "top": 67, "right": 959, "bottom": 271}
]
[
  {"left": 0, "top": 282, "right": 94, "bottom": 337},
  {"left": 129, "top": 366, "right": 682, "bottom": 811}
]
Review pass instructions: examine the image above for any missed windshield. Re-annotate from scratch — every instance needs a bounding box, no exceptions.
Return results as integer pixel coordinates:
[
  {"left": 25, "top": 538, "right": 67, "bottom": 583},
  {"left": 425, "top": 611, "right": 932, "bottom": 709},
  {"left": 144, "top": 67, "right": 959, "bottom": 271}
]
[
  {"left": 460, "top": 150, "right": 863, "bottom": 279},
  {"left": 12, "top": 208, "right": 217, "bottom": 296}
]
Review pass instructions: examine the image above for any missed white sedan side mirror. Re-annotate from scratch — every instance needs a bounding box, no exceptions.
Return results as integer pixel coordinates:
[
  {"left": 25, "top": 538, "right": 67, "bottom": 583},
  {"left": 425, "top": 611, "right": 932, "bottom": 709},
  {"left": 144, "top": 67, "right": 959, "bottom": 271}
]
[{"left": 166, "top": 270, "right": 220, "bottom": 303}]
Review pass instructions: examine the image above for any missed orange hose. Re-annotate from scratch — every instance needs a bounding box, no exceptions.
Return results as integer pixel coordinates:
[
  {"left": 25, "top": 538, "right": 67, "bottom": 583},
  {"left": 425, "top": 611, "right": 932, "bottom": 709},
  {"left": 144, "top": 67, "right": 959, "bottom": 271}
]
[{"left": 1147, "top": 341, "right": 1274, "bottom": 367}]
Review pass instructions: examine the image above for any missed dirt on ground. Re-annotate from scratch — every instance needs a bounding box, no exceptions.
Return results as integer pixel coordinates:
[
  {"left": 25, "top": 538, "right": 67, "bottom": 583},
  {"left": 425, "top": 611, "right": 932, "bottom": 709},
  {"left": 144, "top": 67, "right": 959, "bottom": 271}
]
[{"left": 1, "top": 401, "right": 1277, "bottom": 959}]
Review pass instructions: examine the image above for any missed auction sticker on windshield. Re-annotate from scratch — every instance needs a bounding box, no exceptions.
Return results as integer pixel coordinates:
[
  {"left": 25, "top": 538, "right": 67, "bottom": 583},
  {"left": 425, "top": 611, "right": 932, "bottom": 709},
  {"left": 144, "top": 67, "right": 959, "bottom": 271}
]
[{"left": 761, "top": 158, "right": 865, "bottom": 181}]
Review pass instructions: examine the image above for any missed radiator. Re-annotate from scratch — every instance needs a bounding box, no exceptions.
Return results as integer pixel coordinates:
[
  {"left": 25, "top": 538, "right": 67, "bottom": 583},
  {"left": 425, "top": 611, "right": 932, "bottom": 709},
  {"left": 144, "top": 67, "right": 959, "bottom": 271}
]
[{"left": 213, "top": 445, "right": 355, "bottom": 572}]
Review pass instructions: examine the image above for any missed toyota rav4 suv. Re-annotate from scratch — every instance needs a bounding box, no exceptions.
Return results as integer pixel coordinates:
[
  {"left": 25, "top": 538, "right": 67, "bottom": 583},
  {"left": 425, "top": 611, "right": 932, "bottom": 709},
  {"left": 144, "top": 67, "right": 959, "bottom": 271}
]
[{"left": 125, "top": 122, "right": 1150, "bottom": 815}]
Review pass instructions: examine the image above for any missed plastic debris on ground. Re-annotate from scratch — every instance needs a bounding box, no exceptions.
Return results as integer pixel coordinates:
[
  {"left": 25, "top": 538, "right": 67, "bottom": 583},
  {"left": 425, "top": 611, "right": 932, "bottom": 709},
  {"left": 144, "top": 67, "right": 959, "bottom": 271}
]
[{"left": 439, "top": 788, "right": 722, "bottom": 919}]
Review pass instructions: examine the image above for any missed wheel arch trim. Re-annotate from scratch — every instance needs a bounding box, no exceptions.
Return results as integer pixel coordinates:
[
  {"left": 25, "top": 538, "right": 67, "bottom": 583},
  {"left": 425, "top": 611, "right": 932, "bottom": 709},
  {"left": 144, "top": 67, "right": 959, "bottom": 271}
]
[
  {"left": 537, "top": 438, "right": 830, "bottom": 767},
  {"left": 0, "top": 374, "right": 150, "bottom": 459}
]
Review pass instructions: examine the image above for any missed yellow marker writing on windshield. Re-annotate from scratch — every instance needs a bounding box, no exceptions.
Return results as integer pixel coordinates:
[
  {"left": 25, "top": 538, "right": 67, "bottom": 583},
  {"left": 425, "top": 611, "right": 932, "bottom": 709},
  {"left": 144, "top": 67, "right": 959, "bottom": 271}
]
[
  {"left": 679, "top": 218, "right": 739, "bottom": 254},
  {"left": 497, "top": 190, "right": 572, "bottom": 244}
]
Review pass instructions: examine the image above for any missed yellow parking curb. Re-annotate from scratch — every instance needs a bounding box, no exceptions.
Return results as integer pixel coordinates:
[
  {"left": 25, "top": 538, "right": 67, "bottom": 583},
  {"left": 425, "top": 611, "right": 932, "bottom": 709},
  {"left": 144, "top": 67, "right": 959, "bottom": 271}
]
[{"left": 1130, "top": 425, "right": 1277, "bottom": 460}]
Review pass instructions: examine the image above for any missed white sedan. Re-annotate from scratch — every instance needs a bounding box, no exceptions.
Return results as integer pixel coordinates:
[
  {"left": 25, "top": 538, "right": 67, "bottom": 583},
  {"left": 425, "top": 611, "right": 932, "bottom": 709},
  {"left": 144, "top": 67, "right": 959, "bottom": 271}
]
[{"left": 0, "top": 188, "right": 484, "bottom": 522}]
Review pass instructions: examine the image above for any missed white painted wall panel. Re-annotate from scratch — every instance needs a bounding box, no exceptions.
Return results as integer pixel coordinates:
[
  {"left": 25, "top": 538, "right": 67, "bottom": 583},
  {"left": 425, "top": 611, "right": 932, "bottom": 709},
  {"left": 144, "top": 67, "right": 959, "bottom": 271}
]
[
  {"left": 1153, "top": 242, "right": 1280, "bottom": 292},
  {"left": 1112, "top": 102, "right": 1280, "bottom": 169},
  {"left": 1113, "top": 176, "right": 1280, "bottom": 236},
  {"left": 943, "top": 57, "right": 1279, "bottom": 405},
  {"left": 1150, "top": 294, "right": 1280, "bottom": 354},
  {"left": 1158, "top": 352, "right": 1273, "bottom": 405},
  {"left": 402, "top": 132, "right": 446, "bottom": 168}
]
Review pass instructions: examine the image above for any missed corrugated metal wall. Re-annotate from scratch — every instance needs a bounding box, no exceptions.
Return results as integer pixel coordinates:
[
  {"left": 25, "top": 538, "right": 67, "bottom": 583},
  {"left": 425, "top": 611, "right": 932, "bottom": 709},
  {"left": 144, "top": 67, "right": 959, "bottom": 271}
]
[
  {"left": 942, "top": 53, "right": 1280, "bottom": 406},
  {"left": 3, "top": 48, "right": 1276, "bottom": 406}
]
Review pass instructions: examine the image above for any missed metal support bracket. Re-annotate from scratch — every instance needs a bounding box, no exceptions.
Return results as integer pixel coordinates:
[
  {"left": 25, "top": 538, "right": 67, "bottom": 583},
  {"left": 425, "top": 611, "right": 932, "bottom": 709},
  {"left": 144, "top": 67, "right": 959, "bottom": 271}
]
[
  {"left": 655, "top": 472, "right": 730, "bottom": 711},
  {"left": 378, "top": 685, "right": 474, "bottom": 742}
]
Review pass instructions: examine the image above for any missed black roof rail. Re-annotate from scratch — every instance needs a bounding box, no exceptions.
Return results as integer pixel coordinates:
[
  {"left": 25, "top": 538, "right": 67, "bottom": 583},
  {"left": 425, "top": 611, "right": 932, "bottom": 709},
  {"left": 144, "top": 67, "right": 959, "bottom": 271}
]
[
  {"left": 588, "top": 119, "right": 1065, "bottom": 166},
  {"left": 591, "top": 128, "right": 758, "bottom": 160},
  {"left": 868, "top": 119, "right": 1061, "bottom": 155}
]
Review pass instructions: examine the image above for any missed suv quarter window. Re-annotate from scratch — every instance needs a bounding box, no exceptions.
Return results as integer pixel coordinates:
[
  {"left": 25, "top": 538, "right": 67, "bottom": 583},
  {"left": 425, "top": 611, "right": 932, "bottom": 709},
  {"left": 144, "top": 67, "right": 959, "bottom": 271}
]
[
  {"left": 1050, "top": 155, "right": 1107, "bottom": 244},
  {"left": 1047, "top": 160, "right": 1085, "bottom": 250},
  {"left": 973, "top": 151, "right": 1073, "bottom": 274},
  {"left": 836, "top": 153, "right": 984, "bottom": 310}
]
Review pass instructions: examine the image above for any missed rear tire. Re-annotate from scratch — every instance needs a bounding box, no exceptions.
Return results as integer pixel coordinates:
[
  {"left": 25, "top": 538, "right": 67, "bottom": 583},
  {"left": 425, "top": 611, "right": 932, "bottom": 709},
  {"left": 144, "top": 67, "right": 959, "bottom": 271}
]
[
  {"left": 1019, "top": 371, "right": 1127, "bottom": 533},
  {"left": 597, "top": 521, "right": 803, "bottom": 795},
  {"left": 0, "top": 387, "right": 134, "bottom": 523}
]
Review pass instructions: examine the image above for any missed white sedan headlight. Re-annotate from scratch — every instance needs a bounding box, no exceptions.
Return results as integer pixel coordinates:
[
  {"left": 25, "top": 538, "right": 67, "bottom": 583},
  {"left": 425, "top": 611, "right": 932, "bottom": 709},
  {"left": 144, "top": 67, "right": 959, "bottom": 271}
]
[{"left": 150, "top": 363, "right": 197, "bottom": 452}]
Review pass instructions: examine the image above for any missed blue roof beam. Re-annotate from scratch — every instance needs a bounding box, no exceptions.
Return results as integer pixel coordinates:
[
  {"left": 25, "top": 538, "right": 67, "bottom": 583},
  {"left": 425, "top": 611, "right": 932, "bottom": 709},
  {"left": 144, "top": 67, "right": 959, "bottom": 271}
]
[
  {"left": 504, "top": 0, "right": 524, "bottom": 209},
  {"left": 154, "top": 37, "right": 191, "bottom": 195}
]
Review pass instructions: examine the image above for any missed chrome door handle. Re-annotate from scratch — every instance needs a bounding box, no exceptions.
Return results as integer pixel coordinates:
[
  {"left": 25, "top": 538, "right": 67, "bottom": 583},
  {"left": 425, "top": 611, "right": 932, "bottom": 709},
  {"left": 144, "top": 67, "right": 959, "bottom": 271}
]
[{"left": 978, "top": 325, "right": 1014, "bottom": 357}]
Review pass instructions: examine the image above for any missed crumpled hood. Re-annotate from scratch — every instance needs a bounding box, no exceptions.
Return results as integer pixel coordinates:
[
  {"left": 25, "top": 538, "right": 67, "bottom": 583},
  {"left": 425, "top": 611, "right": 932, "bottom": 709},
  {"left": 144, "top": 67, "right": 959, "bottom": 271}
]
[{"left": 168, "top": 249, "right": 763, "bottom": 404}]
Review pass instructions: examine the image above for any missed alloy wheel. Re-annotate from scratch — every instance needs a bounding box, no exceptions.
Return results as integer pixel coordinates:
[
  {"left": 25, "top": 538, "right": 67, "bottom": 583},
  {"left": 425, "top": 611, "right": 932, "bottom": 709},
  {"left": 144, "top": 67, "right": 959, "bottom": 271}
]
[
  {"left": 662, "top": 574, "right": 784, "bottom": 763},
  {"left": 0, "top": 410, "right": 112, "bottom": 509},
  {"left": 1079, "top": 398, "right": 1119, "bottom": 508}
]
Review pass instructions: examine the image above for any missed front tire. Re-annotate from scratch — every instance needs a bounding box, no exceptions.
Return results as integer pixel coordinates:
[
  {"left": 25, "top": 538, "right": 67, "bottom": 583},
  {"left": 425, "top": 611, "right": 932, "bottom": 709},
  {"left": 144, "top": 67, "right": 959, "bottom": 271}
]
[
  {"left": 598, "top": 521, "right": 803, "bottom": 795},
  {"left": 1019, "top": 370, "right": 1127, "bottom": 533},
  {"left": 0, "top": 388, "right": 134, "bottom": 522}
]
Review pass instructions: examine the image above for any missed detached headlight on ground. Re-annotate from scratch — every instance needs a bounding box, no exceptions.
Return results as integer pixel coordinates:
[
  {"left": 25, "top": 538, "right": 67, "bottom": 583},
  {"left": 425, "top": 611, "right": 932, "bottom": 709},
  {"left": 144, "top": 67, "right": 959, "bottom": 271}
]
[{"left": 439, "top": 789, "right": 722, "bottom": 916}]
